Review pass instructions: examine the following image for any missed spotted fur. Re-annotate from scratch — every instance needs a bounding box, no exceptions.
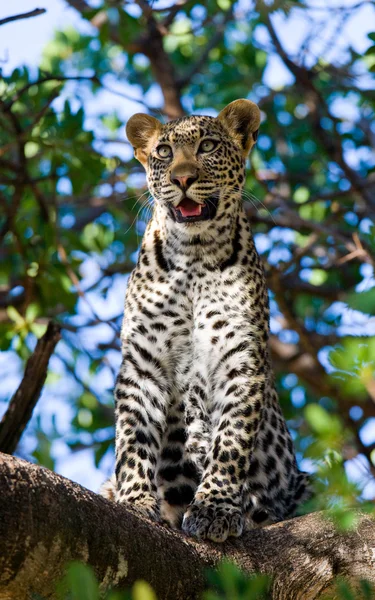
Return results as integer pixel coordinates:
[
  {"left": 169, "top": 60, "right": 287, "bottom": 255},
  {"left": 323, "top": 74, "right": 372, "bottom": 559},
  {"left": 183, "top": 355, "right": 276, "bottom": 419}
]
[{"left": 100, "top": 100, "right": 310, "bottom": 542}]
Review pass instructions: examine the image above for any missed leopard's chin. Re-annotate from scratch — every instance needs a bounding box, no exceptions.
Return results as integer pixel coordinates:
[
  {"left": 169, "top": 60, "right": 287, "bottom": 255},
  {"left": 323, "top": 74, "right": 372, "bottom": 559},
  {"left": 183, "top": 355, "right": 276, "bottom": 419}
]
[{"left": 168, "top": 196, "right": 219, "bottom": 224}]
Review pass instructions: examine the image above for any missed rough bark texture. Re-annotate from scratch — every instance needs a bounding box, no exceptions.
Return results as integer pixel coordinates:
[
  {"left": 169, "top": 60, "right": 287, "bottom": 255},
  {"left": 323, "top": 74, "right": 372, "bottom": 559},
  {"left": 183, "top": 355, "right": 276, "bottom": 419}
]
[
  {"left": 0, "top": 321, "right": 61, "bottom": 455},
  {"left": 1, "top": 453, "right": 375, "bottom": 600}
]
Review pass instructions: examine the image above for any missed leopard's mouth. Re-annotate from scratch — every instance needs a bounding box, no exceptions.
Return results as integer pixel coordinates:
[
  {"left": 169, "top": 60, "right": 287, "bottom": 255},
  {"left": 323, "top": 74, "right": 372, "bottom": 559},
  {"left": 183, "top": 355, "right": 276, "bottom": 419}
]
[{"left": 169, "top": 196, "right": 219, "bottom": 223}]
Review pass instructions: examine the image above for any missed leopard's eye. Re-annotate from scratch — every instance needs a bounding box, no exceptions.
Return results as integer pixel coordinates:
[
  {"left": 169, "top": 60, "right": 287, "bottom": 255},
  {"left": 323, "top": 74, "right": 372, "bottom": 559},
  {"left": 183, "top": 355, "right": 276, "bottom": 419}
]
[
  {"left": 156, "top": 144, "right": 172, "bottom": 159},
  {"left": 198, "top": 139, "right": 218, "bottom": 153}
]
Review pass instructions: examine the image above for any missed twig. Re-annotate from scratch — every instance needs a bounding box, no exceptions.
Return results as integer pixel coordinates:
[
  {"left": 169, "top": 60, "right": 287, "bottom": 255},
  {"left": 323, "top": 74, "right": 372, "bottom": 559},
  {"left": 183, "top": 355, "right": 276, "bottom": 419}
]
[
  {"left": 3, "top": 75, "right": 100, "bottom": 111},
  {"left": 57, "top": 243, "right": 120, "bottom": 334},
  {"left": 177, "top": 7, "right": 234, "bottom": 88},
  {"left": 163, "top": 0, "right": 190, "bottom": 28},
  {"left": 0, "top": 321, "right": 61, "bottom": 455},
  {"left": 0, "top": 8, "right": 46, "bottom": 27},
  {"left": 302, "top": 0, "right": 373, "bottom": 12},
  {"left": 263, "top": 13, "right": 375, "bottom": 210}
]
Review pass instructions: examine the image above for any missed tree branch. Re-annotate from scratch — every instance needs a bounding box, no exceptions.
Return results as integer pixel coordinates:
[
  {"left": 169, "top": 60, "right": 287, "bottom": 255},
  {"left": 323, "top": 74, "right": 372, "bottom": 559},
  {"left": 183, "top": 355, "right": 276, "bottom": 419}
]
[
  {"left": 177, "top": 7, "right": 234, "bottom": 88},
  {"left": 0, "top": 321, "right": 61, "bottom": 455},
  {"left": 163, "top": 0, "right": 190, "bottom": 28},
  {"left": 0, "top": 8, "right": 46, "bottom": 27},
  {"left": 64, "top": 0, "right": 91, "bottom": 13},
  {"left": 1, "top": 453, "right": 375, "bottom": 599},
  {"left": 137, "top": 15, "right": 184, "bottom": 118},
  {"left": 65, "top": 0, "right": 184, "bottom": 118},
  {"left": 263, "top": 13, "right": 375, "bottom": 210}
]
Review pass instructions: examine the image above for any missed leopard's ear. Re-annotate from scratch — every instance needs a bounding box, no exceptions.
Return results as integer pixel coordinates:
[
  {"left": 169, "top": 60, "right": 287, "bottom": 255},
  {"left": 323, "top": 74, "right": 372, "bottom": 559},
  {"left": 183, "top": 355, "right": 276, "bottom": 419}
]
[
  {"left": 217, "top": 99, "right": 261, "bottom": 158},
  {"left": 126, "top": 114, "right": 162, "bottom": 166}
]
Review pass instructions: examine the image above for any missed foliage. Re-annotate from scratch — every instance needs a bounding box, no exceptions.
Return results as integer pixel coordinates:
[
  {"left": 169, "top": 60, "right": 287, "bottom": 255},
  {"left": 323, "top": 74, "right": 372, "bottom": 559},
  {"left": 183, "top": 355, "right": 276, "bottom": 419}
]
[
  {"left": 52, "top": 560, "right": 374, "bottom": 600},
  {"left": 0, "top": 0, "right": 374, "bottom": 515},
  {"left": 203, "top": 562, "right": 270, "bottom": 600},
  {"left": 55, "top": 561, "right": 156, "bottom": 600}
]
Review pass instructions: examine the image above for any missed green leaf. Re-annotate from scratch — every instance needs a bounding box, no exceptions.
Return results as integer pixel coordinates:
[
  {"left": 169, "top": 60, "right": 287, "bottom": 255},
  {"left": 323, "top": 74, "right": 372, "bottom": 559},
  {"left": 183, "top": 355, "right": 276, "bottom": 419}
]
[
  {"left": 336, "top": 578, "right": 356, "bottom": 600},
  {"left": 132, "top": 580, "right": 157, "bottom": 600},
  {"left": 360, "top": 579, "right": 374, "bottom": 600},
  {"left": 305, "top": 404, "right": 337, "bottom": 435},
  {"left": 102, "top": 112, "right": 122, "bottom": 133},
  {"left": 32, "top": 431, "right": 55, "bottom": 470},
  {"left": 309, "top": 269, "right": 328, "bottom": 286},
  {"left": 293, "top": 186, "right": 310, "bottom": 204},
  {"left": 63, "top": 562, "right": 99, "bottom": 600},
  {"left": 25, "top": 303, "right": 40, "bottom": 323},
  {"left": 217, "top": 0, "right": 231, "bottom": 9},
  {"left": 31, "top": 323, "right": 48, "bottom": 338},
  {"left": 332, "top": 509, "right": 358, "bottom": 531},
  {"left": 7, "top": 306, "right": 24, "bottom": 325},
  {"left": 346, "top": 287, "right": 375, "bottom": 315},
  {"left": 94, "top": 439, "right": 111, "bottom": 468}
]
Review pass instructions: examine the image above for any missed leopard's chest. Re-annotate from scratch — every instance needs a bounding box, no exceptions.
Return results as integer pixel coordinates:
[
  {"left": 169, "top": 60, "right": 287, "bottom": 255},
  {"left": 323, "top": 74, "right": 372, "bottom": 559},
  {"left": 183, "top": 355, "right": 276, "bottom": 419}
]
[
  {"left": 124, "top": 254, "right": 262, "bottom": 390},
  {"left": 127, "top": 251, "right": 253, "bottom": 325}
]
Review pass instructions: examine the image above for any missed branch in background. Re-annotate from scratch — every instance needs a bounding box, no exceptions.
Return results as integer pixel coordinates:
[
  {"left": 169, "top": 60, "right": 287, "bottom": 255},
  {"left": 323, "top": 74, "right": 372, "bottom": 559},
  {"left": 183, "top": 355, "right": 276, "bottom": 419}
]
[
  {"left": 65, "top": 0, "right": 184, "bottom": 118},
  {"left": 270, "top": 337, "right": 375, "bottom": 478},
  {"left": 177, "top": 7, "right": 234, "bottom": 88},
  {"left": 263, "top": 12, "right": 375, "bottom": 210},
  {"left": 0, "top": 322, "right": 61, "bottom": 455},
  {"left": 136, "top": 14, "right": 184, "bottom": 118},
  {"left": 163, "top": 0, "right": 190, "bottom": 28},
  {"left": 3, "top": 72, "right": 150, "bottom": 112},
  {"left": 63, "top": 0, "right": 91, "bottom": 13},
  {"left": 1, "top": 453, "right": 375, "bottom": 600},
  {"left": 246, "top": 203, "right": 375, "bottom": 268},
  {"left": 0, "top": 8, "right": 46, "bottom": 27},
  {"left": 3, "top": 75, "right": 100, "bottom": 111}
]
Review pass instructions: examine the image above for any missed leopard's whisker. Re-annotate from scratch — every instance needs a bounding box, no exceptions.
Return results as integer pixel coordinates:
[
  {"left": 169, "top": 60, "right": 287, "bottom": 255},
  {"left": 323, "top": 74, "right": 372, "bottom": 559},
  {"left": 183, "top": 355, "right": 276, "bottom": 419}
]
[{"left": 122, "top": 193, "right": 153, "bottom": 238}]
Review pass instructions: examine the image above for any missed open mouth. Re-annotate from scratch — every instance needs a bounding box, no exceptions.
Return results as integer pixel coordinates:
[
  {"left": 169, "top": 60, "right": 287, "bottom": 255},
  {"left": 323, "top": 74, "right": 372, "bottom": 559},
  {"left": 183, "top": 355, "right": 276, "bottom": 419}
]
[{"left": 169, "top": 196, "right": 219, "bottom": 223}]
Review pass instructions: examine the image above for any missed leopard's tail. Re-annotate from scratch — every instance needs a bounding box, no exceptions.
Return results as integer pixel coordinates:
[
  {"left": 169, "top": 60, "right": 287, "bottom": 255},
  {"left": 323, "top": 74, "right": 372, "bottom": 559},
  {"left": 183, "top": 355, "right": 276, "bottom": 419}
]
[{"left": 99, "top": 474, "right": 116, "bottom": 501}]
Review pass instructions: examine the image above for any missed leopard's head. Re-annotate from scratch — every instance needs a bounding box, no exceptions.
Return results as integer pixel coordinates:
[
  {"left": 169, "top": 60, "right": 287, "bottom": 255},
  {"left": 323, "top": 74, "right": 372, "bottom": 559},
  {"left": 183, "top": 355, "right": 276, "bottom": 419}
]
[{"left": 126, "top": 100, "right": 260, "bottom": 229}]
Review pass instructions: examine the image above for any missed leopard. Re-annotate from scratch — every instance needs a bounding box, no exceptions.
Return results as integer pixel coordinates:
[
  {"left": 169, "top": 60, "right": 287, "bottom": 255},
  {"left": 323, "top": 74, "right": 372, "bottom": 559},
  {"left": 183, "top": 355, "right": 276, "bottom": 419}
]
[{"left": 100, "top": 99, "right": 311, "bottom": 543}]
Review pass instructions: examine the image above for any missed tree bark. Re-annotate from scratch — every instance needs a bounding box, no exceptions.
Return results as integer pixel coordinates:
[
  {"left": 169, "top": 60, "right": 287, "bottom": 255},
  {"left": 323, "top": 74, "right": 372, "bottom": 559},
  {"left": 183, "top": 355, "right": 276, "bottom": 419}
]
[{"left": 1, "top": 454, "right": 375, "bottom": 600}]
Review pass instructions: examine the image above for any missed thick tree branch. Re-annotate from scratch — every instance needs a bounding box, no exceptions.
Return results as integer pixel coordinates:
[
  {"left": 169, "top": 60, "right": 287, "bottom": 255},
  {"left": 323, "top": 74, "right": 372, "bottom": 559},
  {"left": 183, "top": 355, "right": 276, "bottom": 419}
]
[
  {"left": 136, "top": 14, "right": 184, "bottom": 118},
  {"left": 1, "top": 454, "right": 375, "bottom": 599},
  {"left": 65, "top": 0, "right": 184, "bottom": 118},
  {"left": 0, "top": 8, "right": 46, "bottom": 27},
  {"left": 0, "top": 322, "right": 61, "bottom": 455}
]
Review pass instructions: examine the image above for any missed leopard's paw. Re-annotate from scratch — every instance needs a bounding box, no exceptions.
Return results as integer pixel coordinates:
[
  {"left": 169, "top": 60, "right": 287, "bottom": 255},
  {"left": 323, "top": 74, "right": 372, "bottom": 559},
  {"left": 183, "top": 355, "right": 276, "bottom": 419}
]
[
  {"left": 182, "top": 501, "right": 244, "bottom": 543},
  {"left": 126, "top": 495, "right": 161, "bottom": 523}
]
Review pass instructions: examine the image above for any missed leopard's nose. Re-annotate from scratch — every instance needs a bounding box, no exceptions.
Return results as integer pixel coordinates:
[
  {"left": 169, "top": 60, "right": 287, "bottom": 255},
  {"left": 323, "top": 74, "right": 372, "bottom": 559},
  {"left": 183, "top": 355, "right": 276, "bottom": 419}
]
[{"left": 171, "top": 171, "right": 198, "bottom": 190}]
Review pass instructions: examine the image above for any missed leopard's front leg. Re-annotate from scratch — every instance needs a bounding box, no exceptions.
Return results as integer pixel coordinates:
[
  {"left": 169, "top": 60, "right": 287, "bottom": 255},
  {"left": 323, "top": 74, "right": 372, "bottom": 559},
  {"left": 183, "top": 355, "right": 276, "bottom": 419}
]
[
  {"left": 115, "top": 338, "right": 169, "bottom": 522},
  {"left": 182, "top": 338, "right": 266, "bottom": 542}
]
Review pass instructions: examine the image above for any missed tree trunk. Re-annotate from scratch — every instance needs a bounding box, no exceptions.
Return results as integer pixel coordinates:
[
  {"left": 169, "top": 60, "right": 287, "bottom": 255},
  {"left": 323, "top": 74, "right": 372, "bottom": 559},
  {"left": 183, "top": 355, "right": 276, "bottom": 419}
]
[
  {"left": 0, "top": 321, "right": 61, "bottom": 455},
  {"left": 0, "top": 453, "right": 374, "bottom": 600}
]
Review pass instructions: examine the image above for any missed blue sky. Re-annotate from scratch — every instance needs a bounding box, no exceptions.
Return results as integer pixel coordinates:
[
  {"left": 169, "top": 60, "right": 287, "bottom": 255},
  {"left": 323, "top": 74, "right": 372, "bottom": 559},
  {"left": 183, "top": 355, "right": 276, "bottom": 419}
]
[
  {"left": 1, "top": 0, "right": 375, "bottom": 496},
  {"left": 1, "top": 0, "right": 375, "bottom": 84}
]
